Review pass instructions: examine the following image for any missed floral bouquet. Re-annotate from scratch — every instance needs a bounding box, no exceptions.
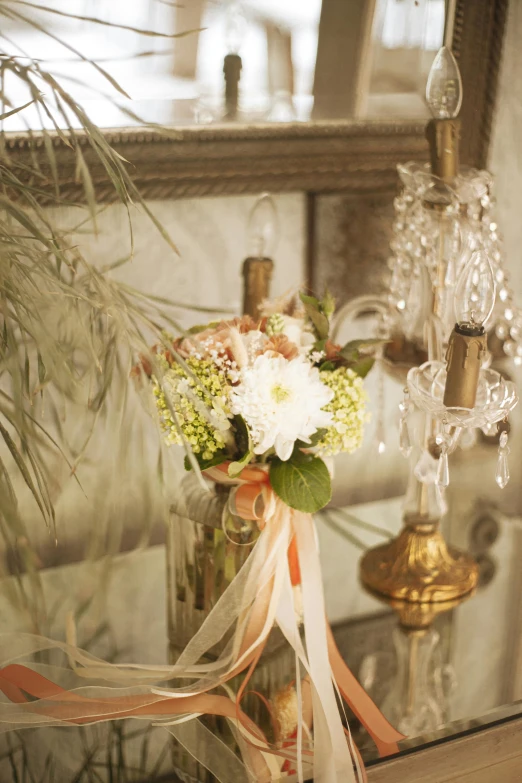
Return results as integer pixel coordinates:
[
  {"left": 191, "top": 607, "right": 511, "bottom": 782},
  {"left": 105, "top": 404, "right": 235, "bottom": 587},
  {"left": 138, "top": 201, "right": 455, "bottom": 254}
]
[
  {"left": 0, "top": 293, "right": 402, "bottom": 783},
  {"left": 145, "top": 291, "right": 374, "bottom": 513}
]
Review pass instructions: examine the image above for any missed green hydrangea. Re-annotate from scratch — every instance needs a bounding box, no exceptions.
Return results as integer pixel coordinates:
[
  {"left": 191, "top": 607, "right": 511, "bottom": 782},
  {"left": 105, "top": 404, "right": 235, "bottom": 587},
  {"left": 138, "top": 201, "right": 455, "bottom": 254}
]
[
  {"left": 153, "top": 357, "right": 231, "bottom": 460},
  {"left": 318, "top": 367, "right": 369, "bottom": 456}
]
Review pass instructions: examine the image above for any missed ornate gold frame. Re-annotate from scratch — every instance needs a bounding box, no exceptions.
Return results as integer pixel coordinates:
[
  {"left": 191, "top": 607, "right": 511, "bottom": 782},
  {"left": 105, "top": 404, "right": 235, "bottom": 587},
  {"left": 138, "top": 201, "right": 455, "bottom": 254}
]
[
  {"left": 3, "top": 0, "right": 508, "bottom": 202},
  {"left": 7, "top": 122, "right": 428, "bottom": 202}
]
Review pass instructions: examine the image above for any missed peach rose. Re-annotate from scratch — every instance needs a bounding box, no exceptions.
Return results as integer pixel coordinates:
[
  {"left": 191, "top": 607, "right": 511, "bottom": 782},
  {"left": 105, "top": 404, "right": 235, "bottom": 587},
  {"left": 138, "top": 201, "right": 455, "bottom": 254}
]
[
  {"left": 262, "top": 334, "right": 299, "bottom": 360},
  {"left": 324, "top": 340, "right": 342, "bottom": 361}
]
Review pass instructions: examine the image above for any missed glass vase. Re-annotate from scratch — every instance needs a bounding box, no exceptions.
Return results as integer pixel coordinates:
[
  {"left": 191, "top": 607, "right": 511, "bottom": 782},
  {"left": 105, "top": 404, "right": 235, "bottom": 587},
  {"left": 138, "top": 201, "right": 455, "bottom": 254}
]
[
  {"left": 167, "top": 474, "right": 293, "bottom": 782},
  {"left": 167, "top": 473, "right": 260, "bottom": 658}
]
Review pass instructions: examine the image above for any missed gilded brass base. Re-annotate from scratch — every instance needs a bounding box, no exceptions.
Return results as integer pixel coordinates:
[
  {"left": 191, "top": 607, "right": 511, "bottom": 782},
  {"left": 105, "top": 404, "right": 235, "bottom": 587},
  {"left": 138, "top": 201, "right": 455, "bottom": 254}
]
[
  {"left": 360, "top": 517, "right": 479, "bottom": 603},
  {"left": 367, "top": 592, "right": 473, "bottom": 631}
]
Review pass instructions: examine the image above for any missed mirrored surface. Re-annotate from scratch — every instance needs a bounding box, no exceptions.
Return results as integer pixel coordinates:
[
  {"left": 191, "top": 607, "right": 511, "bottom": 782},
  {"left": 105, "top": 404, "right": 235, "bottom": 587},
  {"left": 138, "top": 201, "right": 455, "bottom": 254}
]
[
  {"left": 1, "top": 0, "right": 445, "bottom": 131},
  {"left": 1, "top": 493, "right": 521, "bottom": 781}
]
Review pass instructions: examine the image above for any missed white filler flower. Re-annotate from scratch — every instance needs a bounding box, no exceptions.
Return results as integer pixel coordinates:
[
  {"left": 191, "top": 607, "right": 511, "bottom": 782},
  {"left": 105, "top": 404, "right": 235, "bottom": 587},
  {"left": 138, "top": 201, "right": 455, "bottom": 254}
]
[{"left": 231, "top": 354, "right": 334, "bottom": 461}]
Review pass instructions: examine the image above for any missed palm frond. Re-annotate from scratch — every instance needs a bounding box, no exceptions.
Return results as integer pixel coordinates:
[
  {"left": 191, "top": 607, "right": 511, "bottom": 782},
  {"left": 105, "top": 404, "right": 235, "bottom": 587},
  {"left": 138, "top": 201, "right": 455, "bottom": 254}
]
[{"left": 0, "top": 3, "right": 216, "bottom": 628}]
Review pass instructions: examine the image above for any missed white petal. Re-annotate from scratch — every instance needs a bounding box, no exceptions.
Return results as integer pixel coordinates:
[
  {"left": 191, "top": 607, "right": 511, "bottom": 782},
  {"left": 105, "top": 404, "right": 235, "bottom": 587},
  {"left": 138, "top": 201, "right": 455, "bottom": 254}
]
[{"left": 275, "top": 436, "right": 294, "bottom": 461}]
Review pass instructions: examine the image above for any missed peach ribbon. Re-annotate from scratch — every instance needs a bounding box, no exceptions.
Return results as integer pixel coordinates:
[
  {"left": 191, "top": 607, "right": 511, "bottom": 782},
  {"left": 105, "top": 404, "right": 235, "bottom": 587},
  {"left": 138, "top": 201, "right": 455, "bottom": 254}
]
[
  {"left": 207, "top": 464, "right": 403, "bottom": 762},
  {"left": 0, "top": 464, "right": 403, "bottom": 782}
]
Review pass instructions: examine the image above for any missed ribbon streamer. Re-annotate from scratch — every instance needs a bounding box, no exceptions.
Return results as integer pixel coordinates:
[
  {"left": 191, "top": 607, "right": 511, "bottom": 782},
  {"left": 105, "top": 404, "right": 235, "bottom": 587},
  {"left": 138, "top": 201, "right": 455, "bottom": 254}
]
[{"left": 0, "top": 464, "right": 403, "bottom": 781}]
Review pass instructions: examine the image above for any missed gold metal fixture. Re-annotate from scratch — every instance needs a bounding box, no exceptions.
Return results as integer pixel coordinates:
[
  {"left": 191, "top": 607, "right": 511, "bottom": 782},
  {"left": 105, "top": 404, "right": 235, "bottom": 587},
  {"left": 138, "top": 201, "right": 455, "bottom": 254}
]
[
  {"left": 242, "top": 256, "right": 273, "bottom": 318},
  {"left": 360, "top": 512, "right": 479, "bottom": 603},
  {"left": 360, "top": 43, "right": 484, "bottom": 604},
  {"left": 425, "top": 118, "right": 461, "bottom": 182},
  {"left": 385, "top": 592, "right": 470, "bottom": 631},
  {"left": 223, "top": 53, "right": 242, "bottom": 120},
  {"left": 443, "top": 324, "right": 488, "bottom": 408}
]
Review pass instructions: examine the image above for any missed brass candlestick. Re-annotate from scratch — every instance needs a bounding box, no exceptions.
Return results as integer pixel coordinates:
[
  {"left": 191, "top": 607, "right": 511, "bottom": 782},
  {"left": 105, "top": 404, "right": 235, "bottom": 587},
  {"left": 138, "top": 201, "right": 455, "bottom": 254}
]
[
  {"left": 360, "top": 45, "right": 479, "bottom": 604},
  {"left": 378, "top": 591, "right": 471, "bottom": 632},
  {"left": 242, "top": 193, "right": 278, "bottom": 318},
  {"left": 223, "top": 53, "right": 242, "bottom": 120},
  {"left": 443, "top": 323, "right": 487, "bottom": 409},
  {"left": 360, "top": 511, "right": 478, "bottom": 603},
  {"left": 242, "top": 256, "right": 274, "bottom": 319},
  {"left": 425, "top": 118, "right": 460, "bottom": 183}
]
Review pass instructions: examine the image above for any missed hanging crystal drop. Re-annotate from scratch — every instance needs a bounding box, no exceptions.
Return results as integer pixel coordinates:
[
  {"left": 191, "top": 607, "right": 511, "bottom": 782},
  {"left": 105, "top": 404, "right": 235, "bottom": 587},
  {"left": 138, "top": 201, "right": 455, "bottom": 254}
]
[
  {"left": 436, "top": 484, "right": 448, "bottom": 517},
  {"left": 414, "top": 449, "right": 438, "bottom": 483},
  {"left": 495, "top": 447, "right": 510, "bottom": 489},
  {"left": 375, "top": 364, "right": 386, "bottom": 456},
  {"left": 399, "top": 416, "right": 412, "bottom": 458},
  {"left": 436, "top": 449, "right": 450, "bottom": 488}
]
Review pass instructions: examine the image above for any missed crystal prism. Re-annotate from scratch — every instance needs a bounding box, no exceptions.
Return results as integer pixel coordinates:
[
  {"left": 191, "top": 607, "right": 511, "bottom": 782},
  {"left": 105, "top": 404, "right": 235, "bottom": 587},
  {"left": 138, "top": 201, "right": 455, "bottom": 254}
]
[
  {"left": 399, "top": 417, "right": 412, "bottom": 458},
  {"left": 414, "top": 450, "right": 438, "bottom": 484},
  {"left": 495, "top": 450, "right": 510, "bottom": 489},
  {"left": 436, "top": 450, "right": 450, "bottom": 487}
]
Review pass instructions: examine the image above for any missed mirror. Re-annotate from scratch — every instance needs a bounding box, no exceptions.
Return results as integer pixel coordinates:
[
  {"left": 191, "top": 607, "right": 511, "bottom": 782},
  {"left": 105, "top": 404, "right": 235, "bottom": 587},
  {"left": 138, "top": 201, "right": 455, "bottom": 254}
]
[{"left": 1, "top": 0, "right": 446, "bottom": 132}]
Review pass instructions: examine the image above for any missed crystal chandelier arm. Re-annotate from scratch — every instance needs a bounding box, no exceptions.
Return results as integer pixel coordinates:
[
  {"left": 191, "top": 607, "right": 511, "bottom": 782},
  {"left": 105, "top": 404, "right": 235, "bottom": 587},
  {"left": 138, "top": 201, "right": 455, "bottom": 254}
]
[{"left": 330, "top": 295, "right": 389, "bottom": 344}]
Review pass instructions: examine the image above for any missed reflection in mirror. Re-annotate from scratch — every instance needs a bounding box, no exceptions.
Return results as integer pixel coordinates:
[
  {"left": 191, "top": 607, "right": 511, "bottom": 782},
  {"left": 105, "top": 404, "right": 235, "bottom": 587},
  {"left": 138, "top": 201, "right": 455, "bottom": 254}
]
[{"left": 1, "top": 0, "right": 446, "bottom": 131}]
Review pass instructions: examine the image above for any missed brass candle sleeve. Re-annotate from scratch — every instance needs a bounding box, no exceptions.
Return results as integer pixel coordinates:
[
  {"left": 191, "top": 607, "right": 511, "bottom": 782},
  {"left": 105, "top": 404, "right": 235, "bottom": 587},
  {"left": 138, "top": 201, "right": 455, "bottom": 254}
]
[
  {"left": 443, "top": 324, "right": 488, "bottom": 409},
  {"left": 223, "top": 53, "right": 242, "bottom": 120},
  {"left": 426, "top": 118, "right": 461, "bottom": 182},
  {"left": 242, "top": 256, "right": 274, "bottom": 319}
]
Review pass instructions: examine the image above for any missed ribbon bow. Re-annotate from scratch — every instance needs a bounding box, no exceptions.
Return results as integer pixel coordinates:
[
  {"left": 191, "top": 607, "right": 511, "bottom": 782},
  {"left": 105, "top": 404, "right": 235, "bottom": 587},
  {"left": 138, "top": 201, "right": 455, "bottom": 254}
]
[{"left": 205, "top": 463, "right": 302, "bottom": 586}]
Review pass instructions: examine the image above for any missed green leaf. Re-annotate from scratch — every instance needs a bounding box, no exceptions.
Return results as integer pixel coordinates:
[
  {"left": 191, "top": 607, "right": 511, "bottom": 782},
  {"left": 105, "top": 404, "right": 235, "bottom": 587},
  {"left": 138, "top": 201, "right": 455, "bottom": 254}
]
[
  {"left": 269, "top": 452, "right": 331, "bottom": 513},
  {"left": 319, "top": 361, "right": 335, "bottom": 372},
  {"left": 228, "top": 415, "right": 254, "bottom": 477},
  {"left": 228, "top": 450, "right": 254, "bottom": 478},
  {"left": 321, "top": 290, "right": 336, "bottom": 319},
  {"left": 299, "top": 292, "right": 320, "bottom": 309},
  {"left": 350, "top": 356, "right": 375, "bottom": 378},
  {"left": 184, "top": 452, "right": 227, "bottom": 472},
  {"left": 339, "top": 338, "right": 387, "bottom": 362},
  {"left": 295, "top": 428, "right": 328, "bottom": 450},
  {"left": 187, "top": 323, "right": 210, "bottom": 335},
  {"left": 299, "top": 292, "right": 329, "bottom": 340}
]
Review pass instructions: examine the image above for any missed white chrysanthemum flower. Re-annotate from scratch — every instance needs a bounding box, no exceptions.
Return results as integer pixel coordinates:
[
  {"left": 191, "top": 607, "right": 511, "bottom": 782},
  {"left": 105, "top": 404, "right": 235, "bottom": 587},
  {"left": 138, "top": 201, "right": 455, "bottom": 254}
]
[{"left": 230, "top": 354, "right": 334, "bottom": 461}]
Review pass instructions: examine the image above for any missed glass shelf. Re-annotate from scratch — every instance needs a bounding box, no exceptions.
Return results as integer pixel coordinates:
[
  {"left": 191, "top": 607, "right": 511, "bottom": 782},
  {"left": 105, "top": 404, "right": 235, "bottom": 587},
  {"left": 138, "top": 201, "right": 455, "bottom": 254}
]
[{"left": 1, "top": 493, "right": 521, "bottom": 781}]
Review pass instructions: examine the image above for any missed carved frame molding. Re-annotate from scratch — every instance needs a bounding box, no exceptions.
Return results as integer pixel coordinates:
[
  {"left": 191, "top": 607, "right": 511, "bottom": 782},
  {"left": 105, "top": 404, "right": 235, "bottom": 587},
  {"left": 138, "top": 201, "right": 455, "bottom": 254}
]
[
  {"left": 2, "top": 0, "right": 508, "bottom": 201},
  {"left": 6, "top": 122, "right": 428, "bottom": 202}
]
